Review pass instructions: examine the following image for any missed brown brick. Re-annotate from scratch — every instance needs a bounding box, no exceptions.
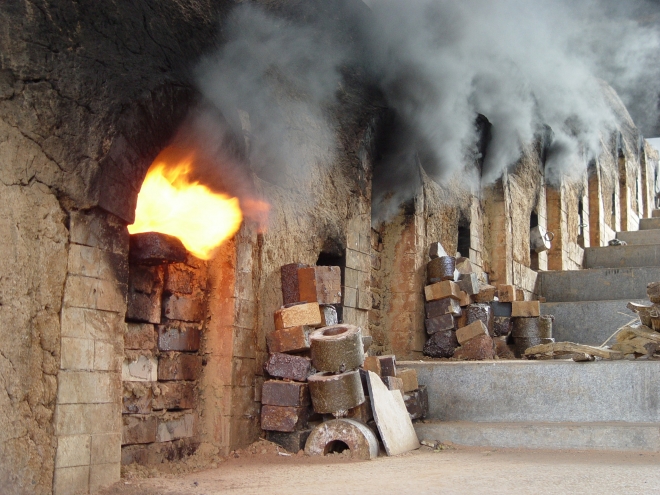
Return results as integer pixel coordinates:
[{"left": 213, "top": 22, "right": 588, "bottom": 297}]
[
  {"left": 453, "top": 334, "right": 495, "bottom": 360},
  {"left": 423, "top": 329, "right": 459, "bottom": 358},
  {"left": 377, "top": 355, "right": 396, "bottom": 378},
  {"left": 346, "top": 399, "right": 373, "bottom": 423},
  {"left": 158, "top": 354, "right": 202, "bottom": 381},
  {"left": 515, "top": 288, "right": 525, "bottom": 301},
  {"left": 456, "top": 320, "right": 489, "bottom": 345},
  {"left": 425, "top": 314, "right": 456, "bottom": 335},
  {"left": 164, "top": 263, "right": 199, "bottom": 294},
  {"left": 266, "top": 326, "right": 311, "bottom": 354},
  {"left": 494, "top": 337, "right": 516, "bottom": 359},
  {"left": 473, "top": 284, "right": 497, "bottom": 303},
  {"left": 274, "top": 302, "right": 322, "bottom": 330},
  {"left": 425, "top": 298, "right": 462, "bottom": 319},
  {"left": 512, "top": 300, "right": 541, "bottom": 317},
  {"left": 261, "top": 381, "right": 310, "bottom": 407},
  {"left": 162, "top": 294, "right": 205, "bottom": 322},
  {"left": 124, "top": 323, "right": 156, "bottom": 350},
  {"left": 493, "top": 316, "right": 513, "bottom": 337},
  {"left": 497, "top": 284, "right": 517, "bottom": 302},
  {"left": 424, "top": 281, "right": 461, "bottom": 302},
  {"left": 459, "top": 291, "right": 471, "bottom": 307},
  {"left": 457, "top": 273, "right": 480, "bottom": 295},
  {"left": 266, "top": 429, "right": 312, "bottom": 454},
  {"left": 121, "top": 438, "right": 198, "bottom": 467},
  {"left": 396, "top": 368, "right": 419, "bottom": 393},
  {"left": 126, "top": 265, "right": 164, "bottom": 323},
  {"left": 281, "top": 263, "right": 307, "bottom": 306},
  {"left": 152, "top": 381, "right": 195, "bottom": 410},
  {"left": 260, "top": 405, "right": 309, "bottom": 432},
  {"left": 466, "top": 304, "right": 493, "bottom": 336},
  {"left": 122, "top": 415, "right": 157, "bottom": 445},
  {"left": 362, "top": 356, "right": 381, "bottom": 376},
  {"left": 129, "top": 232, "right": 187, "bottom": 265},
  {"left": 385, "top": 376, "right": 404, "bottom": 392},
  {"left": 403, "top": 385, "right": 428, "bottom": 420},
  {"left": 122, "top": 382, "right": 152, "bottom": 414},
  {"left": 298, "top": 266, "right": 341, "bottom": 304},
  {"left": 264, "top": 353, "right": 311, "bottom": 382},
  {"left": 157, "top": 323, "right": 201, "bottom": 351},
  {"left": 156, "top": 412, "right": 194, "bottom": 442}
]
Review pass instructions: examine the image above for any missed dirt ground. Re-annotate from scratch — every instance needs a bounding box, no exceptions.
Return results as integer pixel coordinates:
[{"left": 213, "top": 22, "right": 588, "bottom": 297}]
[{"left": 102, "top": 442, "right": 660, "bottom": 495}]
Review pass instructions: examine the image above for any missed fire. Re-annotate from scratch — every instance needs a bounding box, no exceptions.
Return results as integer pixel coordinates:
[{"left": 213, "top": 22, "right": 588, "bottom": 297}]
[{"left": 128, "top": 154, "right": 243, "bottom": 260}]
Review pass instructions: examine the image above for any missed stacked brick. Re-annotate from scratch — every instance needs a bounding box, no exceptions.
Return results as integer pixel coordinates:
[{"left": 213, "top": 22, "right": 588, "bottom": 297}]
[
  {"left": 422, "top": 241, "right": 549, "bottom": 360},
  {"left": 362, "top": 355, "right": 428, "bottom": 420},
  {"left": 262, "top": 264, "right": 343, "bottom": 452},
  {"left": 120, "top": 233, "right": 206, "bottom": 466}
]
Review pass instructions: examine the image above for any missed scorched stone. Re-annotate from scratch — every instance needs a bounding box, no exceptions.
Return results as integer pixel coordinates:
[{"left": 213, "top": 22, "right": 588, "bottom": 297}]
[
  {"left": 264, "top": 353, "right": 312, "bottom": 382},
  {"left": 423, "top": 329, "right": 459, "bottom": 358},
  {"left": 129, "top": 232, "right": 188, "bottom": 265}
]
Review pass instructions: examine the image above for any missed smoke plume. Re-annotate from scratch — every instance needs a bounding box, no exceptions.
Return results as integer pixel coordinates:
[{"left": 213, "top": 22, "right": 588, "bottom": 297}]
[{"left": 191, "top": 0, "right": 660, "bottom": 220}]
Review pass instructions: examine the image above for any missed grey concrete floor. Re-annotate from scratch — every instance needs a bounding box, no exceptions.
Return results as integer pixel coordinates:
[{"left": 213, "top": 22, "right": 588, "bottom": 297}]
[{"left": 104, "top": 446, "right": 660, "bottom": 495}]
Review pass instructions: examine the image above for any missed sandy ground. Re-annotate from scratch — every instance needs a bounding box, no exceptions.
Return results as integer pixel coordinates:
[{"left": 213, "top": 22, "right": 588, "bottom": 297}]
[{"left": 102, "top": 443, "right": 660, "bottom": 495}]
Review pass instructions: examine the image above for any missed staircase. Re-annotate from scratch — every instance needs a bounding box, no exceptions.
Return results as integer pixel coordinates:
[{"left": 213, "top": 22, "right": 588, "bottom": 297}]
[
  {"left": 539, "top": 213, "right": 660, "bottom": 345},
  {"left": 401, "top": 210, "right": 660, "bottom": 452}
]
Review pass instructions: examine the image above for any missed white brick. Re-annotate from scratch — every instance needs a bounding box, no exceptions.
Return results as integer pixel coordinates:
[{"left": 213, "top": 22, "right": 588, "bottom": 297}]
[
  {"left": 156, "top": 413, "right": 194, "bottom": 442},
  {"left": 90, "top": 462, "right": 121, "bottom": 492},
  {"left": 94, "top": 340, "right": 121, "bottom": 371},
  {"left": 55, "top": 435, "right": 91, "bottom": 468},
  {"left": 55, "top": 403, "right": 121, "bottom": 436},
  {"left": 60, "top": 338, "right": 94, "bottom": 370},
  {"left": 91, "top": 433, "right": 121, "bottom": 465},
  {"left": 57, "top": 371, "right": 119, "bottom": 404},
  {"left": 122, "top": 355, "right": 157, "bottom": 382},
  {"left": 53, "top": 466, "right": 89, "bottom": 495}
]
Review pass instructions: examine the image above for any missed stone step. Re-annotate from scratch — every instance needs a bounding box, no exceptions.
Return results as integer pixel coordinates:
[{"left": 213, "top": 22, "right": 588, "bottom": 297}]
[
  {"left": 640, "top": 217, "right": 660, "bottom": 230},
  {"left": 403, "top": 360, "right": 660, "bottom": 423},
  {"left": 583, "top": 244, "right": 660, "bottom": 268},
  {"left": 415, "top": 422, "right": 660, "bottom": 452},
  {"left": 652, "top": 209, "right": 660, "bottom": 218},
  {"left": 540, "top": 299, "right": 645, "bottom": 346},
  {"left": 616, "top": 229, "right": 660, "bottom": 246},
  {"left": 537, "top": 266, "right": 660, "bottom": 302}
]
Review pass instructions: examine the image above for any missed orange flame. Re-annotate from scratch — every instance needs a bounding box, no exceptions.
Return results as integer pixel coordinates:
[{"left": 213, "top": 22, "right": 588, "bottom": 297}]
[{"left": 128, "top": 155, "right": 244, "bottom": 260}]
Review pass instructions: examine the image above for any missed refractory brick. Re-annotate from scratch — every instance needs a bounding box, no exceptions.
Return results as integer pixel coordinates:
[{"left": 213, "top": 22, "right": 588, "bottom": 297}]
[
  {"left": 158, "top": 354, "right": 202, "bottom": 381},
  {"left": 266, "top": 326, "right": 312, "bottom": 354},
  {"left": 157, "top": 323, "right": 201, "bottom": 352},
  {"left": 261, "top": 405, "right": 309, "bottom": 432},
  {"left": 424, "top": 281, "right": 461, "bottom": 302},
  {"left": 281, "top": 263, "right": 307, "bottom": 306},
  {"left": 456, "top": 320, "right": 489, "bottom": 345},
  {"left": 425, "top": 314, "right": 456, "bottom": 335},
  {"left": 264, "top": 353, "right": 311, "bottom": 382},
  {"left": 425, "top": 298, "right": 462, "bottom": 319},
  {"left": 261, "top": 380, "right": 310, "bottom": 407},
  {"left": 298, "top": 266, "right": 342, "bottom": 304},
  {"left": 274, "top": 302, "right": 322, "bottom": 330}
]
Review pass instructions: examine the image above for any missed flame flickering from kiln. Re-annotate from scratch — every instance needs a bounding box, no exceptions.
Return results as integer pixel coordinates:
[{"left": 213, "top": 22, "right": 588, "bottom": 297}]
[{"left": 128, "top": 151, "right": 244, "bottom": 259}]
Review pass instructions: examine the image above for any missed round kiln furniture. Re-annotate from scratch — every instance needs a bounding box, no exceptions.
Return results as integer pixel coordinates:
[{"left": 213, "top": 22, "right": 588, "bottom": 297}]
[
  {"left": 304, "top": 418, "right": 379, "bottom": 460},
  {"left": 427, "top": 255, "right": 456, "bottom": 283},
  {"left": 307, "top": 370, "right": 364, "bottom": 414},
  {"left": 310, "top": 324, "right": 364, "bottom": 373}
]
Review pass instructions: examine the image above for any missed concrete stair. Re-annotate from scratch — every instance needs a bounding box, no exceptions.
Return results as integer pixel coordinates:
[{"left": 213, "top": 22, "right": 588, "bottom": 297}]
[
  {"left": 404, "top": 360, "right": 660, "bottom": 451},
  {"left": 639, "top": 217, "right": 660, "bottom": 230},
  {"left": 410, "top": 211, "right": 660, "bottom": 452},
  {"left": 616, "top": 229, "right": 660, "bottom": 245},
  {"left": 583, "top": 244, "right": 660, "bottom": 268}
]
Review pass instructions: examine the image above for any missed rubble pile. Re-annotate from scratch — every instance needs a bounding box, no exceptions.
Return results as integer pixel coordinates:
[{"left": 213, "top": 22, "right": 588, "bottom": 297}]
[
  {"left": 608, "top": 282, "right": 660, "bottom": 360},
  {"left": 422, "top": 242, "right": 554, "bottom": 360},
  {"left": 261, "top": 263, "right": 426, "bottom": 457}
]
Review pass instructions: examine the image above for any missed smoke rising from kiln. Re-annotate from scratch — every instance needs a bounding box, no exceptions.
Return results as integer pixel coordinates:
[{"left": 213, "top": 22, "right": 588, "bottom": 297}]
[{"left": 193, "top": 0, "right": 660, "bottom": 220}]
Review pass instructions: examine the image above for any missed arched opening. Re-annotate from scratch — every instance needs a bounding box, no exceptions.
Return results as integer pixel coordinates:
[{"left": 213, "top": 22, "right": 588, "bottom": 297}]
[
  {"left": 457, "top": 222, "right": 471, "bottom": 259},
  {"left": 323, "top": 440, "right": 350, "bottom": 455}
]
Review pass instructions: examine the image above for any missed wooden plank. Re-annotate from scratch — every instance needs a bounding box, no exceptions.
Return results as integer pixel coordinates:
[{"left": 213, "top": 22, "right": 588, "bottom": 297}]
[{"left": 524, "top": 342, "right": 623, "bottom": 360}]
